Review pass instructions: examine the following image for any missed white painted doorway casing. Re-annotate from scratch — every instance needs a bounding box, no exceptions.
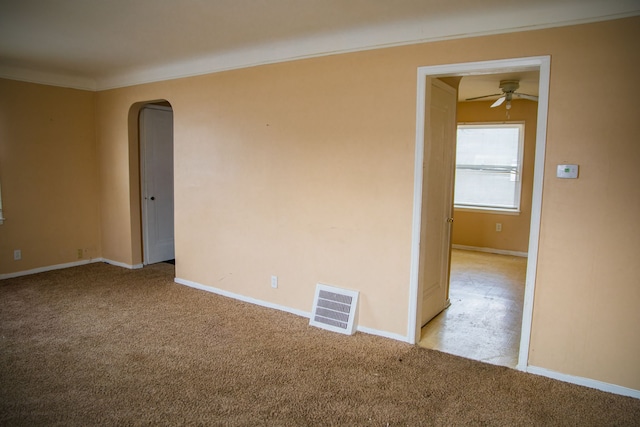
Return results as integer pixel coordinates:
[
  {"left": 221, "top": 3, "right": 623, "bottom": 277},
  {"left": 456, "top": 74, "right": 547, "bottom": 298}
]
[
  {"left": 419, "top": 78, "right": 457, "bottom": 326},
  {"left": 408, "top": 56, "right": 551, "bottom": 372},
  {"left": 140, "top": 105, "right": 175, "bottom": 265}
]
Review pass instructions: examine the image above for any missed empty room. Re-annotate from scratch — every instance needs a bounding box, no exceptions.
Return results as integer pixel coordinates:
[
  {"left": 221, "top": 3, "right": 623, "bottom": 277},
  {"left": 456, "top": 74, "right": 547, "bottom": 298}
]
[{"left": 1, "top": 1, "right": 639, "bottom": 424}]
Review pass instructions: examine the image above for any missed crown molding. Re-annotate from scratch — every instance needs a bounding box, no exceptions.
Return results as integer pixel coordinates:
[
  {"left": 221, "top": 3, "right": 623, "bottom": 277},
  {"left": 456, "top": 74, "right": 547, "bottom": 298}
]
[
  {"left": 0, "top": 64, "right": 97, "bottom": 91},
  {"left": 2, "top": 7, "right": 638, "bottom": 92}
]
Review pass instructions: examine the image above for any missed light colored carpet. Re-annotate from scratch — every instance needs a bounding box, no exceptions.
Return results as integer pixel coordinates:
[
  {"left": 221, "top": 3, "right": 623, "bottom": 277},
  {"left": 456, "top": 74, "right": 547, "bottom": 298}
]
[{"left": 1, "top": 262, "right": 638, "bottom": 425}]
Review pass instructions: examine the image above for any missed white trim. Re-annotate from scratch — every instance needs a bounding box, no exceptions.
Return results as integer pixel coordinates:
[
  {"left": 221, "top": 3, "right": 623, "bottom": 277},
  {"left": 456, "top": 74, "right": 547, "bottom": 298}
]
[
  {"left": 87, "top": 11, "right": 640, "bottom": 91},
  {"left": 101, "top": 258, "right": 144, "bottom": 270},
  {"left": 66, "top": 10, "right": 640, "bottom": 91},
  {"left": 0, "top": 64, "right": 98, "bottom": 91},
  {"left": 452, "top": 244, "right": 527, "bottom": 258},
  {"left": 526, "top": 366, "right": 640, "bottom": 399},
  {"left": 408, "top": 55, "right": 550, "bottom": 375},
  {"left": 97, "top": 23, "right": 548, "bottom": 91},
  {"left": 0, "top": 257, "right": 151, "bottom": 280},
  {"left": 356, "top": 325, "right": 411, "bottom": 343},
  {"left": 0, "top": 179, "right": 4, "bottom": 225},
  {"left": 175, "top": 277, "right": 409, "bottom": 342},
  {"left": 0, "top": 258, "right": 104, "bottom": 280},
  {"left": 407, "top": 69, "right": 428, "bottom": 345},
  {"left": 454, "top": 206, "right": 521, "bottom": 215},
  {"left": 517, "top": 57, "right": 550, "bottom": 371},
  {"left": 175, "top": 277, "right": 312, "bottom": 319},
  {"left": 2, "top": 8, "right": 638, "bottom": 91}
]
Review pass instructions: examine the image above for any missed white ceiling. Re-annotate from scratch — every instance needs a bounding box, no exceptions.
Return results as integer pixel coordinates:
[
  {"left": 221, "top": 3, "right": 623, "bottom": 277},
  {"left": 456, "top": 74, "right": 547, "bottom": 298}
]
[{"left": 0, "top": 0, "right": 638, "bottom": 90}]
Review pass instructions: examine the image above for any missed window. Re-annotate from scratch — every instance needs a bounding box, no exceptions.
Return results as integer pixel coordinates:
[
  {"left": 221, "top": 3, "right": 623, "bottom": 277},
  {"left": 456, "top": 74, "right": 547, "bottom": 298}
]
[{"left": 454, "top": 123, "right": 524, "bottom": 212}]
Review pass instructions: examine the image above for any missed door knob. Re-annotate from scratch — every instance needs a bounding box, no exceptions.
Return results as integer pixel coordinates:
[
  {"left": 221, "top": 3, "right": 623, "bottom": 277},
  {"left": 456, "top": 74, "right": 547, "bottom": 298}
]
[
  {"left": 150, "top": 196, "right": 155, "bottom": 200},
  {"left": 446, "top": 217, "right": 454, "bottom": 223}
]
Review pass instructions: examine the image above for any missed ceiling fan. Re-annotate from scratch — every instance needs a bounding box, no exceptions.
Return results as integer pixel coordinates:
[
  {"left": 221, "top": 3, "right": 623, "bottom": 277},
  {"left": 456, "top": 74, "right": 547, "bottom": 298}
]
[{"left": 466, "top": 80, "right": 538, "bottom": 109}]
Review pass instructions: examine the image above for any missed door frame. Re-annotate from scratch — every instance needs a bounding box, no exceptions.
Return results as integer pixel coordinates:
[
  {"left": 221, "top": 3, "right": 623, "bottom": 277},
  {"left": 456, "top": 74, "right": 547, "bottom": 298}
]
[{"left": 407, "top": 56, "right": 551, "bottom": 372}]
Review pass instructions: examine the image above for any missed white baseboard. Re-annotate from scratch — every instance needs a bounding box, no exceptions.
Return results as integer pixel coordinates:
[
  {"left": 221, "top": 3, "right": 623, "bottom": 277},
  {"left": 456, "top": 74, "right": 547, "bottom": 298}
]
[
  {"left": 526, "top": 365, "right": 640, "bottom": 399},
  {"left": 0, "top": 258, "right": 104, "bottom": 280},
  {"left": 174, "top": 276, "right": 410, "bottom": 343},
  {"left": 452, "top": 244, "right": 528, "bottom": 257},
  {"left": 356, "top": 325, "right": 411, "bottom": 343},
  {"left": 0, "top": 257, "right": 145, "bottom": 280},
  {"left": 175, "top": 277, "right": 312, "bottom": 319},
  {"left": 101, "top": 258, "right": 144, "bottom": 270}
]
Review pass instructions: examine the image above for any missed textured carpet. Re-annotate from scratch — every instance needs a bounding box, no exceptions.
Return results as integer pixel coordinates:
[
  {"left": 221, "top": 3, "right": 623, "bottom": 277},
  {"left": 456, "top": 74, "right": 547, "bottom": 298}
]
[{"left": 1, "top": 262, "right": 639, "bottom": 426}]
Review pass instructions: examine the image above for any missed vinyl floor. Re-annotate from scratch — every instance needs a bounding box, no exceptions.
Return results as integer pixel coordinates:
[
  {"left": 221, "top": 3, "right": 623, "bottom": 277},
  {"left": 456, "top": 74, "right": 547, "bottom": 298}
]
[{"left": 419, "top": 249, "right": 527, "bottom": 368}]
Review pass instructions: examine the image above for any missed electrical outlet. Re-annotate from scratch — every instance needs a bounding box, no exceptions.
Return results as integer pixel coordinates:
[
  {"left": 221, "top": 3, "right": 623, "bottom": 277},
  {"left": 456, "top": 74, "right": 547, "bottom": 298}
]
[
  {"left": 14, "top": 249, "right": 21, "bottom": 260},
  {"left": 271, "top": 275, "right": 278, "bottom": 289},
  {"left": 496, "top": 223, "right": 502, "bottom": 232},
  {"left": 77, "top": 249, "right": 83, "bottom": 259}
]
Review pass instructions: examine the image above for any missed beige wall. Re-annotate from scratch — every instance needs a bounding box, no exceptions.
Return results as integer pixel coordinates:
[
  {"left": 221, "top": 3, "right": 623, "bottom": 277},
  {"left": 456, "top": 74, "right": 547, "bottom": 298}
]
[
  {"left": 98, "top": 17, "right": 639, "bottom": 389},
  {"left": 170, "top": 62, "right": 416, "bottom": 335},
  {"left": 0, "top": 79, "right": 101, "bottom": 275},
  {"left": 527, "top": 19, "right": 640, "bottom": 389},
  {"left": 452, "top": 99, "right": 538, "bottom": 253},
  {"left": 96, "top": 17, "right": 640, "bottom": 390},
  {"left": 3, "top": 16, "right": 639, "bottom": 391},
  {"left": 96, "top": 59, "right": 417, "bottom": 335}
]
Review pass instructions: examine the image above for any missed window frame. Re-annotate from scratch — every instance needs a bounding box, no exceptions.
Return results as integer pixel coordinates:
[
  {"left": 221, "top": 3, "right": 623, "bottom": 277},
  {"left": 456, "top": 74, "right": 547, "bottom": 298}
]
[{"left": 454, "top": 122, "right": 525, "bottom": 214}]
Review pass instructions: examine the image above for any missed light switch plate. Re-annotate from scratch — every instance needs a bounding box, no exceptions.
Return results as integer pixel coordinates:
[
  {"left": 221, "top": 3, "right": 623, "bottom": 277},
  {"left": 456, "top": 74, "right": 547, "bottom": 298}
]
[{"left": 557, "top": 164, "right": 579, "bottom": 179}]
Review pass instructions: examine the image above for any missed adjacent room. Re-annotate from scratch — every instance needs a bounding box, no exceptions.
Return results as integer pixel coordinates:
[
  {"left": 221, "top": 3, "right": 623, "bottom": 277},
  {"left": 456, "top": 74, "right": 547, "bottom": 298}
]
[{"left": 419, "top": 72, "right": 539, "bottom": 368}]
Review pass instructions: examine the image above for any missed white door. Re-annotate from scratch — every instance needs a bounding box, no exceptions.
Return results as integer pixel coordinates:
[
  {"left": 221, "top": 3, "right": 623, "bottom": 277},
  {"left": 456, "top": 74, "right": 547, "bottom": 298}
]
[
  {"left": 419, "top": 78, "right": 457, "bottom": 326},
  {"left": 140, "top": 105, "right": 175, "bottom": 264}
]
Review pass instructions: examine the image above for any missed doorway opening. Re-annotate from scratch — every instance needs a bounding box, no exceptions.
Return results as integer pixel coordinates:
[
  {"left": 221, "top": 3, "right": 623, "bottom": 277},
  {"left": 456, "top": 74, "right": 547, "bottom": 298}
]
[
  {"left": 139, "top": 102, "right": 175, "bottom": 265},
  {"left": 408, "top": 57, "right": 550, "bottom": 372},
  {"left": 420, "top": 73, "right": 538, "bottom": 367}
]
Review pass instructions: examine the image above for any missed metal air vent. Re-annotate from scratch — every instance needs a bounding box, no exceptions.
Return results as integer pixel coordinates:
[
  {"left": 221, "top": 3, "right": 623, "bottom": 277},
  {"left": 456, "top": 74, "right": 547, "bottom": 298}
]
[{"left": 309, "top": 284, "right": 359, "bottom": 335}]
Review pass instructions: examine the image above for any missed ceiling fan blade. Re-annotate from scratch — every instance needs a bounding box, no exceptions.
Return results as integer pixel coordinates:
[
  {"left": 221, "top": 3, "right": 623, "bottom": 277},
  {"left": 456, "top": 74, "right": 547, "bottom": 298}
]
[
  {"left": 491, "top": 96, "right": 506, "bottom": 108},
  {"left": 465, "top": 93, "right": 503, "bottom": 101},
  {"left": 513, "top": 93, "right": 539, "bottom": 101}
]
